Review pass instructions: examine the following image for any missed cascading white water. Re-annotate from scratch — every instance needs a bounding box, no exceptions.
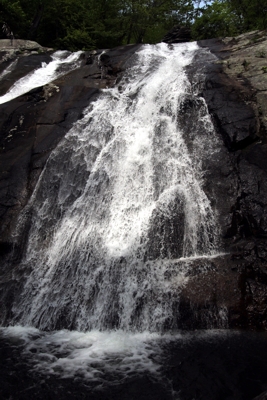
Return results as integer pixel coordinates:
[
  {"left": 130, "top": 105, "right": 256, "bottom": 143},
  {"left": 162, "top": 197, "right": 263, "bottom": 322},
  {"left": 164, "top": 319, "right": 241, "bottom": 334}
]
[
  {"left": 11, "top": 42, "right": 222, "bottom": 332},
  {"left": 0, "top": 50, "right": 82, "bottom": 104}
]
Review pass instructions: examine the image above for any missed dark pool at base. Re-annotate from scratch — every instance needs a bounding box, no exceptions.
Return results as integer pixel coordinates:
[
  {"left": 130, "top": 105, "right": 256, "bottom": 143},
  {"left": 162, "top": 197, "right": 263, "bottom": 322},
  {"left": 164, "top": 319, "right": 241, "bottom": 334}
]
[{"left": 1, "top": 330, "right": 267, "bottom": 400}]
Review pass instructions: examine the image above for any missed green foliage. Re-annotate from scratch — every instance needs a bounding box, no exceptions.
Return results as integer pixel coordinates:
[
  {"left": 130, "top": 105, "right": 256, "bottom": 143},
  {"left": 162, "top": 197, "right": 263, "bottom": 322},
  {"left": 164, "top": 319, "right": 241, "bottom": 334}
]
[
  {"left": 0, "top": 0, "right": 195, "bottom": 49},
  {"left": 192, "top": 0, "right": 267, "bottom": 41},
  {"left": 120, "top": 0, "right": 194, "bottom": 44},
  {"left": 227, "top": 0, "right": 267, "bottom": 31},
  {"left": 0, "top": 0, "right": 29, "bottom": 38},
  {"left": 255, "top": 50, "right": 266, "bottom": 58},
  {"left": 242, "top": 59, "right": 250, "bottom": 70},
  {"left": 56, "top": 29, "right": 95, "bottom": 51},
  {"left": 34, "top": 0, "right": 94, "bottom": 48},
  {"left": 3, "top": 0, "right": 265, "bottom": 50},
  {"left": 192, "top": 0, "right": 240, "bottom": 40}
]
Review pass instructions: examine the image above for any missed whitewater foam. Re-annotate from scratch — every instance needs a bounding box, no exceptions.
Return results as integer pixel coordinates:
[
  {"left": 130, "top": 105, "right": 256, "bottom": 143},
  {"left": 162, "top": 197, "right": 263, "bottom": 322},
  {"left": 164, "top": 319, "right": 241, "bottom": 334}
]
[{"left": 0, "top": 50, "right": 82, "bottom": 104}]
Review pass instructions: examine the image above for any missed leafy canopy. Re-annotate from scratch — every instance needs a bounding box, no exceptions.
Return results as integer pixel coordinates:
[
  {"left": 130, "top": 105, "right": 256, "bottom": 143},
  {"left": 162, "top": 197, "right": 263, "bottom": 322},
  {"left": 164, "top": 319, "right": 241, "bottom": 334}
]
[
  {"left": 0, "top": 0, "right": 194, "bottom": 49},
  {"left": 1, "top": 0, "right": 266, "bottom": 49},
  {"left": 192, "top": 0, "right": 267, "bottom": 40}
]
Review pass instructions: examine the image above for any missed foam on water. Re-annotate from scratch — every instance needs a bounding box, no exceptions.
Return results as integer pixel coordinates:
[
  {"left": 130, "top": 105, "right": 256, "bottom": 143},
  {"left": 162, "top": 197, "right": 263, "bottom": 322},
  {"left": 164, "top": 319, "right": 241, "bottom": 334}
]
[
  {"left": 0, "top": 50, "right": 82, "bottom": 104},
  {"left": 0, "top": 326, "right": 164, "bottom": 380},
  {"left": 0, "top": 326, "right": 236, "bottom": 383}
]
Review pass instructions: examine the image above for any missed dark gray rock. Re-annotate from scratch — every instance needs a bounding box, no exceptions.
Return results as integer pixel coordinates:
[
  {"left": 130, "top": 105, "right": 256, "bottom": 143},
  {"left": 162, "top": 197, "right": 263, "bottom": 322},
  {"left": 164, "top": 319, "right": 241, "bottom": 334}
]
[
  {"left": 0, "top": 44, "right": 141, "bottom": 255},
  {"left": 196, "top": 32, "right": 267, "bottom": 330},
  {"left": 0, "top": 54, "right": 53, "bottom": 95},
  {"left": 1, "top": 32, "right": 267, "bottom": 331},
  {"left": 254, "top": 390, "right": 267, "bottom": 400},
  {"left": 162, "top": 26, "right": 191, "bottom": 44}
]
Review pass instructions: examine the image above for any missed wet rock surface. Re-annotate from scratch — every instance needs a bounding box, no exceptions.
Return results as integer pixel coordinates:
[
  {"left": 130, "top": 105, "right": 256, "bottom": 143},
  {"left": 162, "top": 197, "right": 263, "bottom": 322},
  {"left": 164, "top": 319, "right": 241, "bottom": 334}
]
[
  {"left": 0, "top": 53, "right": 53, "bottom": 96},
  {"left": 1, "top": 31, "right": 267, "bottom": 400},
  {"left": 1, "top": 32, "right": 267, "bottom": 332},
  {"left": 195, "top": 31, "right": 267, "bottom": 330},
  {"left": 0, "top": 43, "right": 141, "bottom": 251}
]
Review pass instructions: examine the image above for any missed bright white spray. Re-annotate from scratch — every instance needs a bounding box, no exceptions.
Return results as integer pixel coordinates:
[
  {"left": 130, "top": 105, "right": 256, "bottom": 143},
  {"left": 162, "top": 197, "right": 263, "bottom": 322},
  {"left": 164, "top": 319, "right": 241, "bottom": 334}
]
[
  {"left": 12, "top": 42, "right": 222, "bottom": 332},
  {"left": 0, "top": 50, "right": 82, "bottom": 104}
]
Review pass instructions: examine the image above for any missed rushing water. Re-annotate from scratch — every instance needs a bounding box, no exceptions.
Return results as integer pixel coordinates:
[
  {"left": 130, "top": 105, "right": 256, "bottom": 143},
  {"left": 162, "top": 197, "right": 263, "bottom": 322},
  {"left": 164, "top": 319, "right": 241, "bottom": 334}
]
[
  {"left": 0, "top": 50, "right": 82, "bottom": 104},
  {"left": 5, "top": 42, "right": 224, "bottom": 332}
]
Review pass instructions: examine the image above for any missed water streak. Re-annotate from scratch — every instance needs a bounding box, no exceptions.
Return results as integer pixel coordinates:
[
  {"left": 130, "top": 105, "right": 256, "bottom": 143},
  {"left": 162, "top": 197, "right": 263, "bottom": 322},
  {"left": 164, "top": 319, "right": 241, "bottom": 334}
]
[
  {"left": 0, "top": 50, "right": 82, "bottom": 104},
  {"left": 0, "top": 59, "right": 18, "bottom": 81}
]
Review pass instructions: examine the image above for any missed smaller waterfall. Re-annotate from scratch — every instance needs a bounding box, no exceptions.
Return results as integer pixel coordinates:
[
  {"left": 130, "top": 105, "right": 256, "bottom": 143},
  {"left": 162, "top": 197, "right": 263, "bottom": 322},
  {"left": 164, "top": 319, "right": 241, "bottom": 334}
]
[
  {"left": 0, "top": 50, "right": 82, "bottom": 104},
  {"left": 9, "top": 42, "right": 223, "bottom": 332},
  {"left": 0, "top": 59, "right": 18, "bottom": 81}
]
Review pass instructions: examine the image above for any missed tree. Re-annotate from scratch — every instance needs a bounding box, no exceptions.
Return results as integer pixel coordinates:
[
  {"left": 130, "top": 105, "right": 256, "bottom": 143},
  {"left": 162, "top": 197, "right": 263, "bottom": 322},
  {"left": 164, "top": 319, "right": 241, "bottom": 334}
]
[
  {"left": 87, "top": 0, "right": 125, "bottom": 48},
  {"left": 227, "top": 0, "right": 267, "bottom": 31},
  {"left": 0, "top": 0, "right": 29, "bottom": 38},
  {"left": 120, "top": 0, "right": 193, "bottom": 44},
  {"left": 192, "top": 0, "right": 241, "bottom": 39},
  {"left": 0, "top": 0, "right": 210, "bottom": 49},
  {"left": 19, "top": 0, "right": 44, "bottom": 39},
  {"left": 192, "top": 0, "right": 267, "bottom": 41},
  {"left": 26, "top": 0, "right": 96, "bottom": 50}
]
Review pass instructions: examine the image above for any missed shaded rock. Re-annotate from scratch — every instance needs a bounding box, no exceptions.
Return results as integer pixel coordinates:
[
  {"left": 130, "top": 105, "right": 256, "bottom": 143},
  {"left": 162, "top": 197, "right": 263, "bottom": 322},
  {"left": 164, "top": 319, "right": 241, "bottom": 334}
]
[
  {"left": 254, "top": 390, "right": 267, "bottom": 400},
  {"left": 197, "top": 30, "right": 267, "bottom": 330},
  {"left": 0, "top": 44, "right": 141, "bottom": 252},
  {"left": 162, "top": 26, "right": 191, "bottom": 44},
  {"left": 0, "top": 39, "right": 52, "bottom": 66},
  {"left": 1, "top": 31, "right": 267, "bottom": 332},
  {"left": 0, "top": 53, "right": 53, "bottom": 96}
]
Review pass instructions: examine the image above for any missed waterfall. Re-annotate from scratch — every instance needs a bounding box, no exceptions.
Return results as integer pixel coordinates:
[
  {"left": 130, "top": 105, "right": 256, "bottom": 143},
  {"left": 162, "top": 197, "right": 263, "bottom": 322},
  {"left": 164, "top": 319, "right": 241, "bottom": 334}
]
[
  {"left": 0, "top": 50, "right": 82, "bottom": 104},
  {"left": 9, "top": 42, "right": 222, "bottom": 332},
  {"left": 2, "top": 41, "right": 267, "bottom": 400},
  {"left": 0, "top": 59, "right": 18, "bottom": 81}
]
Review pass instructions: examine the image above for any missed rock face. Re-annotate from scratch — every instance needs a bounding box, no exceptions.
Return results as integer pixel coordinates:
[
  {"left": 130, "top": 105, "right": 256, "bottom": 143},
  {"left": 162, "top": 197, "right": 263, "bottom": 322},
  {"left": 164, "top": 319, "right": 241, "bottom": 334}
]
[
  {"left": 0, "top": 39, "right": 53, "bottom": 67},
  {"left": 1, "top": 32, "right": 267, "bottom": 331},
  {"left": 192, "top": 30, "right": 267, "bottom": 330},
  {"left": 0, "top": 43, "right": 141, "bottom": 251},
  {"left": 162, "top": 26, "right": 191, "bottom": 44}
]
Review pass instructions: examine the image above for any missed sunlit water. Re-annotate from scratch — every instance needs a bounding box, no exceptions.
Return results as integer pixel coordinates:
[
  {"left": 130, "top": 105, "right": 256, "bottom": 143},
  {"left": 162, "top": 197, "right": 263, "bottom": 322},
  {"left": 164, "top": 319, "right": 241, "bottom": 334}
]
[{"left": 0, "top": 50, "right": 82, "bottom": 104}]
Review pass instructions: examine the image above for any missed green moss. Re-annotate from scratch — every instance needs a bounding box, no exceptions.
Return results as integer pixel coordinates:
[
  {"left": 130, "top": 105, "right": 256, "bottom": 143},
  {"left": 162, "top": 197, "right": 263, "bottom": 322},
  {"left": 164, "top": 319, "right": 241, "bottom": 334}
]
[
  {"left": 255, "top": 50, "right": 266, "bottom": 58},
  {"left": 242, "top": 59, "right": 250, "bottom": 70}
]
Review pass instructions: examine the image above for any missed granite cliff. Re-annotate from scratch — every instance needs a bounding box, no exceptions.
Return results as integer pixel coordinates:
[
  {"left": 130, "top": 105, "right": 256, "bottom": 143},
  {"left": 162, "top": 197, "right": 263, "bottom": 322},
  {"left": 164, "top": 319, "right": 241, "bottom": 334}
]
[{"left": 0, "top": 31, "right": 267, "bottom": 331}]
